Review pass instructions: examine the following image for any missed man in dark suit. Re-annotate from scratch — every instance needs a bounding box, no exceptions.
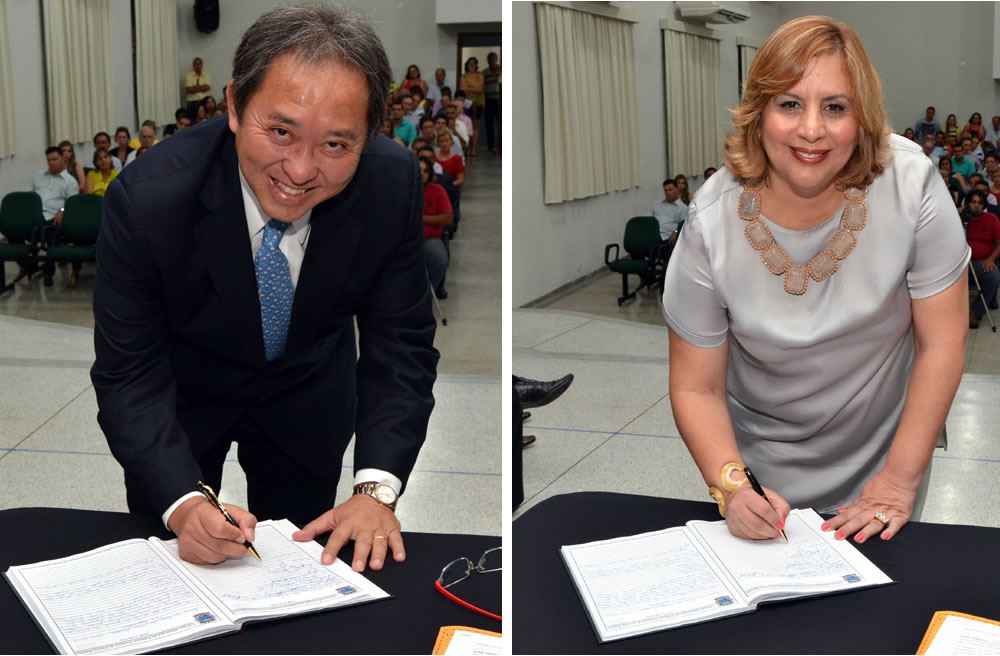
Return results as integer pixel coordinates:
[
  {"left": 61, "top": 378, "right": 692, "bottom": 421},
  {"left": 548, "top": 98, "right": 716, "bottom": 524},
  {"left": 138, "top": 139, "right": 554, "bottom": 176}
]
[{"left": 91, "top": 4, "right": 438, "bottom": 572}]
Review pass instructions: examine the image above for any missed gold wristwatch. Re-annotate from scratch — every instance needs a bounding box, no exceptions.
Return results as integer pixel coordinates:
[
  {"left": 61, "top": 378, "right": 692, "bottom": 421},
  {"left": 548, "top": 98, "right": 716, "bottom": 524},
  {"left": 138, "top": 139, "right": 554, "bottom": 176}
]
[
  {"left": 708, "top": 461, "right": 747, "bottom": 517},
  {"left": 353, "top": 481, "right": 398, "bottom": 511}
]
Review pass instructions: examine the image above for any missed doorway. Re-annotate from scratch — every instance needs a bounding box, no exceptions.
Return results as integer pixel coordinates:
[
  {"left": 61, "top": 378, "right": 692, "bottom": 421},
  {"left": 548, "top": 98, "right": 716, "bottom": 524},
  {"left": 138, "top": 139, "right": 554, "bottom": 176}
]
[{"left": 457, "top": 32, "right": 501, "bottom": 157}]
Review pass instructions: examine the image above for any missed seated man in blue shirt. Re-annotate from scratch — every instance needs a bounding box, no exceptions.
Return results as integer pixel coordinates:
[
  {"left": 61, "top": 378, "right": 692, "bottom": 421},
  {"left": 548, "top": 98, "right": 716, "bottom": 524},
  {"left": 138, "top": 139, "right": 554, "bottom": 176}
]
[
  {"left": 652, "top": 178, "right": 687, "bottom": 246},
  {"left": 952, "top": 140, "right": 977, "bottom": 181},
  {"left": 26, "top": 147, "right": 79, "bottom": 286}
]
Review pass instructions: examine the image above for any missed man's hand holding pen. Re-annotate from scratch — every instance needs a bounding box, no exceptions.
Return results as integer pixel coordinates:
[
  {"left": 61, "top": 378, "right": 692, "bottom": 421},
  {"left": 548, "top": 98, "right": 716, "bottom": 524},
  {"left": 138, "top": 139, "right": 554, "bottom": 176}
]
[{"left": 169, "top": 495, "right": 258, "bottom": 565}]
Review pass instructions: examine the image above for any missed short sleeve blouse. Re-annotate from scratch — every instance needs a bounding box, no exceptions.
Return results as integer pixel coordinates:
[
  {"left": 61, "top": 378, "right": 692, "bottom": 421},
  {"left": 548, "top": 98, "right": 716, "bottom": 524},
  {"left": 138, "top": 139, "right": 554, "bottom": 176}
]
[
  {"left": 422, "top": 182, "right": 452, "bottom": 240},
  {"left": 661, "top": 134, "right": 970, "bottom": 511}
]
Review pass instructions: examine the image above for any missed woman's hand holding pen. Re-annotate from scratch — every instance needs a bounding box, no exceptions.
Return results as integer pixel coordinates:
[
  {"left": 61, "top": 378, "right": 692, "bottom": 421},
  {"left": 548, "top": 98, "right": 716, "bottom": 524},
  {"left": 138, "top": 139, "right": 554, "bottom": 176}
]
[
  {"left": 821, "top": 468, "right": 916, "bottom": 543},
  {"left": 725, "top": 485, "right": 790, "bottom": 541},
  {"left": 169, "top": 497, "right": 258, "bottom": 565}
]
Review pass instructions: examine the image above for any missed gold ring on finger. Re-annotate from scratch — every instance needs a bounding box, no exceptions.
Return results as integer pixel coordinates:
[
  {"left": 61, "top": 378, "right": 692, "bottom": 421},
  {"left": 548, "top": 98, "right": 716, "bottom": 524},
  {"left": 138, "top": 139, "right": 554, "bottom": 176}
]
[
  {"left": 373, "top": 535, "right": 387, "bottom": 541},
  {"left": 873, "top": 510, "right": 889, "bottom": 526}
]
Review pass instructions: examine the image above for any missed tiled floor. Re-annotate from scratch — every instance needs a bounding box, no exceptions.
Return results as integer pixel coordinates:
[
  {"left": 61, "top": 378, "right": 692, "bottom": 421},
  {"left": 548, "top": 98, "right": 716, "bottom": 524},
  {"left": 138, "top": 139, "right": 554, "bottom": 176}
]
[
  {"left": 0, "top": 153, "right": 501, "bottom": 538},
  {"left": 513, "top": 298, "right": 1000, "bottom": 530}
]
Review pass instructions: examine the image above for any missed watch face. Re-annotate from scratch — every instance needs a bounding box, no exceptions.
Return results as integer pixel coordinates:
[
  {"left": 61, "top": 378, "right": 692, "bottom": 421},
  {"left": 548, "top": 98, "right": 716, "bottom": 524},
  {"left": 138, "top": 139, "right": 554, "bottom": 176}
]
[{"left": 375, "top": 485, "right": 397, "bottom": 504}]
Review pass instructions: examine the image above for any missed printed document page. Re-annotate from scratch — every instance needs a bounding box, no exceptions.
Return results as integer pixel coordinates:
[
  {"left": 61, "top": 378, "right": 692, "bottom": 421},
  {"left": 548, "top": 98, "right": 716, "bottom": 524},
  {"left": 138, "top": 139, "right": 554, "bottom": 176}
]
[
  {"left": 561, "top": 526, "right": 750, "bottom": 642},
  {"left": 918, "top": 612, "right": 1000, "bottom": 655},
  {"left": 4, "top": 539, "right": 231, "bottom": 655},
  {"left": 154, "top": 518, "right": 389, "bottom": 622},
  {"left": 688, "top": 508, "right": 892, "bottom": 602}
]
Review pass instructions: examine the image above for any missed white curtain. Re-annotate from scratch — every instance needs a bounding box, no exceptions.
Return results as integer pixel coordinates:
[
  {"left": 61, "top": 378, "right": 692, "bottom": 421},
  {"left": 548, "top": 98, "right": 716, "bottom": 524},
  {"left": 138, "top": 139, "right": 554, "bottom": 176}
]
[
  {"left": 738, "top": 43, "right": 757, "bottom": 99},
  {"left": 42, "top": 0, "right": 113, "bottom": 144},
  {"left": 663, "top": 26, "right": 721, "bottom": 177},
  {"left": 135, "top": 0, "right": 178, "bottom": 127},
  {"left": 0, "top": 0, "right": 16, "bottom": 157},
  {"left": 535, "top": 3, "right": 642, "bottom": 205}
]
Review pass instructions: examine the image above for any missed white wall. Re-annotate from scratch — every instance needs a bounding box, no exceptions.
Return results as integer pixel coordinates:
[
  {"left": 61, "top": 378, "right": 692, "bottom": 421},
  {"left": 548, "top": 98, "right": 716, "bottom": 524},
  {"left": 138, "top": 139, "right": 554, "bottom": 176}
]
[
  {"left": 175, "top": 0, "right": 498, "bottom": 106},
  {"left": 436, "top": 0, "right": 501, "bottom": 24},
  {"left": 0, "top": 1, "right": 47, "bottom": 199},
  {"left": 513, "top": 1, "right": 1000, "bottom": 307},
  {"left": 786, "top": 2, "right": 1000, "bottom": 132},
  {"left": 512, "top": 1, "right": 785, "bottom": 306}
]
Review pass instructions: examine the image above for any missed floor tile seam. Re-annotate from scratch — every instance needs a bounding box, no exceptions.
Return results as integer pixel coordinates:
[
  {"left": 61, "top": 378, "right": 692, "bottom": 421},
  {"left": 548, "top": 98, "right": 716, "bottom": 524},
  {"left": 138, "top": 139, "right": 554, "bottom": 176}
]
[
  {"left": 519, "top": 317, "right": 595, "bottom": 350},
  {"left": 516, "top": 429, "right": 624, "bottom": 511},
  {"left": 0, "top": 385, "right": 94, "bottom": 464},
  {"left": 515, "top": 307, "right": 668, "bottom": 332},
  {"left": 514, "top": 347, "right": 667, "bottom": 366},
  {"left": 0, "top": 446, "right": 501, "bottom": 476},
  {"left": 0, "top": 314, "right": 95, "bottom": 334},
  {"left": 435, "top": 374, "right": 501, "bottom": 385},
  {"left": 0, "top": 357, "right": 94, "bottom": 369}
]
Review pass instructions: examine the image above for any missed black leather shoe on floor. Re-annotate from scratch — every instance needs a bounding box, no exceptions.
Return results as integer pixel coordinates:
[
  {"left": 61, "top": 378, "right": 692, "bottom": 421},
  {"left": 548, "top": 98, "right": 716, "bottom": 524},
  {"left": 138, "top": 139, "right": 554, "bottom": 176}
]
[
  {"left": 514, "top": 374, "right": 574, "bottom": 409},
  {"left": 435, "top": 285, "right": 448, "bottom": 299},
  {"left": 522, "top": 434, "right": 536, "bottom": 448},
  {"left": 990, "top": 298, "right": 999, "bottom": 310}
]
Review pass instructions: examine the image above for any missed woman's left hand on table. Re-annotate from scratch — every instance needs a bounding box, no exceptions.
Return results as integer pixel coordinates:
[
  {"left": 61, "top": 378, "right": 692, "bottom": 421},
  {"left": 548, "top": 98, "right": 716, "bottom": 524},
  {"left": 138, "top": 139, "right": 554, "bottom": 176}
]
[{"left": 821, "top": 469, "right": 918, "bottom": 543}]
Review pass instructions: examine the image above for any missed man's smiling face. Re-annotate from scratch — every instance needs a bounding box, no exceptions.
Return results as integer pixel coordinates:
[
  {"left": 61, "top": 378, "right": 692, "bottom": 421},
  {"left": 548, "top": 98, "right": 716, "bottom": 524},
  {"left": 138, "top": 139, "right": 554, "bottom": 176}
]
[{"left": 227, "top": 54, "right": 369, "bottom": 222}]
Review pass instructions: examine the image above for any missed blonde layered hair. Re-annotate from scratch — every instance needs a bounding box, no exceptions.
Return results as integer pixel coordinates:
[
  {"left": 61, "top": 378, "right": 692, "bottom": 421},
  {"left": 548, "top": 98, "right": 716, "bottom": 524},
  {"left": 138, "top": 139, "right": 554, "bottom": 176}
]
[{"left": 725, "top": 16, "right": 892, "bottom": 189}]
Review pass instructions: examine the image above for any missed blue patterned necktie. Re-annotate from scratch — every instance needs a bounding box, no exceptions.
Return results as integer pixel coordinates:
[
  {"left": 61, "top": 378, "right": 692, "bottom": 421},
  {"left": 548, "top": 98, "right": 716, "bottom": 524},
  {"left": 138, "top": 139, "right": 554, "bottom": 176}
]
[{"left": 255, "top": 219, "right": 294, "bottom": 361}]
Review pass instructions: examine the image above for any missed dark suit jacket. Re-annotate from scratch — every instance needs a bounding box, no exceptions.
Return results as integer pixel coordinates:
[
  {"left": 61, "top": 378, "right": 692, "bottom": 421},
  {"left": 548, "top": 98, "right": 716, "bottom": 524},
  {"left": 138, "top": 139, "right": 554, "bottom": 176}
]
[{"left": 91, "top": 117, "right": 439, "bottom": 517}]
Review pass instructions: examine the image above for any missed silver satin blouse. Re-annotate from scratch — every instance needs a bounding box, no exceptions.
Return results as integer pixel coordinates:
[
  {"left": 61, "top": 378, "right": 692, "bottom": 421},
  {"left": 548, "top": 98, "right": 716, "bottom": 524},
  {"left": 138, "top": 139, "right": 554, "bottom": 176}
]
[{"left": 662, "top": 134, "right": 970, "bottom": 512}]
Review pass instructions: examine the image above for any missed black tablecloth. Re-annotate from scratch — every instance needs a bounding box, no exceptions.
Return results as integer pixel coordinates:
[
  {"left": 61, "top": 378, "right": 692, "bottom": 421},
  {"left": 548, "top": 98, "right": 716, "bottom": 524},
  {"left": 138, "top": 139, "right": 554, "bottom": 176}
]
[
  {"left": 0, "top": 508, "right": 500, "bottom": 654},
  {"left": 513, "top": 492, "right": 1000, "bottom": 654}
]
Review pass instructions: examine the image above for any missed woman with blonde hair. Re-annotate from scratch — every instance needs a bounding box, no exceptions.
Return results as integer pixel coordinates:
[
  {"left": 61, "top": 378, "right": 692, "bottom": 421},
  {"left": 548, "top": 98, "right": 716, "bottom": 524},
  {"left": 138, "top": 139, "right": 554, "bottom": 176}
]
[
  {"left": 58, "top": 140, "right": 85, "bottom": 193},
  {"left": 663, "top": 16, "right": 968, "bottom": 545}
]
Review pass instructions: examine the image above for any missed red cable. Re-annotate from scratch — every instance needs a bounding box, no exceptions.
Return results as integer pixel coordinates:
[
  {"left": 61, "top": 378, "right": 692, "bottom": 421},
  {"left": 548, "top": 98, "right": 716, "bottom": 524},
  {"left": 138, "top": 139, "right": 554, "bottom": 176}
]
[{"left": 435, "top": 579, "right": 502, "bottom": 622}]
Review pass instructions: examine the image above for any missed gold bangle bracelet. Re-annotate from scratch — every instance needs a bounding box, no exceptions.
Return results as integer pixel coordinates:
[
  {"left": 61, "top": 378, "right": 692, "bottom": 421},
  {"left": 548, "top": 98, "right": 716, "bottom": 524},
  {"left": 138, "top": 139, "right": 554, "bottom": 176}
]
[
  {"left": 708, "top": 485, "right": 726, "bottom": 518},
  {"left": 719, "top": 461, "right": 748, "bottom": 492}
]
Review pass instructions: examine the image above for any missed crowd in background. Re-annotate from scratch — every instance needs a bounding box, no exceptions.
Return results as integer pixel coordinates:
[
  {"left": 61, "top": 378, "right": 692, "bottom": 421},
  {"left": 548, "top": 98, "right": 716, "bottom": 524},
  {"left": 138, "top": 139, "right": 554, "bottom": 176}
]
[{"left": 11, "top": 54, "right": 501, "bottom": 298}]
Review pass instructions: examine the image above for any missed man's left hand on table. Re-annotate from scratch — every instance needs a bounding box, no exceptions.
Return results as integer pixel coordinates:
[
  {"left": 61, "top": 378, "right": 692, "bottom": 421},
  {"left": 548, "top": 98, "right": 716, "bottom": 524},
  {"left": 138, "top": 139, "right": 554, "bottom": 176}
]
[{"left": 293, "top": 494, "right": 404, "bottom": 572}]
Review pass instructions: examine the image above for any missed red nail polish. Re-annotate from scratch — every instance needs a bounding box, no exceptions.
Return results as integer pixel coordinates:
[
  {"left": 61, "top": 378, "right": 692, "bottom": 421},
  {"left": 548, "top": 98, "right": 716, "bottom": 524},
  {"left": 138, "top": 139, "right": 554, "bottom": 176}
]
[
  {"left": 855, "top": 533, "right": 865, "bottom": 543},
  {"left": 835, "top": 530, "right": 845, "bottom": 539},
  {"left": 821, "top": 522, "right": 830, "bottom": 530},
  {"left": 777, "top": 520, "right": 785, "bottom": 530},
  {"left": 838, "top": 507, "right": 847, "bottom": 512},
  {"left": 881, "top": 533, "right": 890, "bottom": 541}
]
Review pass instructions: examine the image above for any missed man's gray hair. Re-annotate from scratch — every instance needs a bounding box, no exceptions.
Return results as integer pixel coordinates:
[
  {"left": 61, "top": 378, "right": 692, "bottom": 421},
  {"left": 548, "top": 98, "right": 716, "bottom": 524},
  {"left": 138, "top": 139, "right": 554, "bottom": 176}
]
[{"left": 230, "top": 3, "right": 391, "bottom": 136}]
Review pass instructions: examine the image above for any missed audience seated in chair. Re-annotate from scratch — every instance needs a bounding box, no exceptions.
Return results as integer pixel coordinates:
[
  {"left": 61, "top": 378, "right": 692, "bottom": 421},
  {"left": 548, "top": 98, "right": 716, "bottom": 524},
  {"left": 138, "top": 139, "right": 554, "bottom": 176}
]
[
  {"left": 435, "top": 132, "right": 464, "bottom": 188},
  {"left": 93, "top": 132, "right": 123, "bottom": 171},
  {"left": 58, "top": 141, "right": 85, "bottom": 194},
  {"left": 125, "top": 126, "right": 156, "bottom": 165},
  {"left": 84, "top": 148, "right": 118, "bottom": 198},
  {"left": 419, "top": 156, "right": 453, "bottom": 300},
  {"left": 29, "top": 147, "right": 78, "bottom": 287},
  {"left": 964, "top": 189, "right": 1000, "bottom": 329},
  {"left": 653, "top": 178, "right": 686, "bottom": 247},
  {"left": 111, "top": 127, "right": 133, "bottom": 166}
]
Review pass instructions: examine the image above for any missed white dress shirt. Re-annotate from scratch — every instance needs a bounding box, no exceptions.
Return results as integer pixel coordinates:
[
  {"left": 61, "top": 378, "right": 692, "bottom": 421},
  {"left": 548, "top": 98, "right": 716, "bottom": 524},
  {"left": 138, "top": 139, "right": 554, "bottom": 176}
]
[{"left": 161, "top": 167, "right": 403, "bottom": 529}]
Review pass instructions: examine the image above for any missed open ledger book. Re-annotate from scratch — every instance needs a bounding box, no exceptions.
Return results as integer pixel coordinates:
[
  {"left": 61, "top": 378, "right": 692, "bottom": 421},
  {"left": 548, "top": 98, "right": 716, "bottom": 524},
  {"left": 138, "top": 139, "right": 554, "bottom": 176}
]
[
  {"left": 561, "top": 508, "right": 893, "bottom": 643},
  {"left": 4, "top": 518, "right": 389, "bottom": 655}
]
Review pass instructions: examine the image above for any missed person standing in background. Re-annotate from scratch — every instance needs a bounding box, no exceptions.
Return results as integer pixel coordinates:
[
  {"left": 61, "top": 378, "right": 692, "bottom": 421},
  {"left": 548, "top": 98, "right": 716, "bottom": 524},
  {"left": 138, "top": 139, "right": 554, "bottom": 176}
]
[
  {"left": 185, "top": 57, "right": 211, "bottom": 119},
  {"left": 483, "top": 52, "right": 501, "bottom": 156}
]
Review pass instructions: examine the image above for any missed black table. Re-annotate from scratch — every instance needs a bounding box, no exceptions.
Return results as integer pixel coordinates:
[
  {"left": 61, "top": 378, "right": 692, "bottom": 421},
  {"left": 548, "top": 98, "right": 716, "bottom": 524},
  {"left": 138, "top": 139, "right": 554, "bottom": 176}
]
[
  {"left": 513, "top": 492, "right": 1000, "bottom": 654},
  {"left": 0, "top": 508, "right": 500, "bottom": 654}
]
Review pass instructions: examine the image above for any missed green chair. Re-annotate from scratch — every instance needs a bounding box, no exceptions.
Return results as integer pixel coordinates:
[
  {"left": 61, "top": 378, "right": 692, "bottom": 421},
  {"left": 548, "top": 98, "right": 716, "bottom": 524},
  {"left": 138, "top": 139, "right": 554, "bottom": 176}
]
[
  {"left": 604, "top": 216, "right": 666, "bottom": 306},
  {"left": 44, "top": 194, "right": 102, "bottom": 270},
  {"left": 0, "top": 191, "right": 45, "bottom": 293}
]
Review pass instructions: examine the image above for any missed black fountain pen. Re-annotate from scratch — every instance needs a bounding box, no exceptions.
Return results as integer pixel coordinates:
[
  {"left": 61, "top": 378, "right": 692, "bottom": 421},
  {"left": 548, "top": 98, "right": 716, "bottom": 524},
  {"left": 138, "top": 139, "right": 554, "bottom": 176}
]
[
  {"left": 742, "top": 466, "right": 788, "bottom": 543},
  {"left": 196, "top": 481, "right": 261, "bottom": 560}
]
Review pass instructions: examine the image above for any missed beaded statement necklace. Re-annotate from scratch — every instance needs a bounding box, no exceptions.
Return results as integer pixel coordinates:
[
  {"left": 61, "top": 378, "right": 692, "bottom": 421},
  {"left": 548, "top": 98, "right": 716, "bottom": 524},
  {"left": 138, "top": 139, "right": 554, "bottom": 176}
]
[{"left": 737, "top": 183, "right": 869, "bottom": 295}]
